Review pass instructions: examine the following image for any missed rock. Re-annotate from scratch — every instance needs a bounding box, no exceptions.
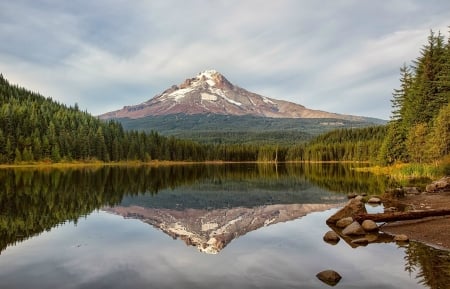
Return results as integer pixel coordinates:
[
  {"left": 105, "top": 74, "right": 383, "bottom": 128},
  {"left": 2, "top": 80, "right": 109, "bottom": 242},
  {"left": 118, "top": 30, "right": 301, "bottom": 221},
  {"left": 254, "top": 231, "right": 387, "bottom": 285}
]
[
  {"left": 326, "top": 198, "right": 367, "bottom": 224},
  {"left": 361, "top": 220, "right": 378, "bottom": 231},
  {"left": 347, "top": 193, "right": 357, "bottom": 199},
  {"left": 384, "top": 207, "right": 398, "bottom": 213},
  {"left": 394, "top": 234, "right": 409, "bottom": 242},
  {"left": 342, "top": 221, "right": 366, "bottom": 236},
  {"left": 336, "top": 217, "right": 353, "bottom": 228},
  {"left": 404, "top": 187, "right": 420, "bottom": 195},
  {"left": 367, "top": 197, "right": 381, "bottom": 204},
  {"left": 426, "top": 176, "right": 450, "bottom": 193},
  {"left": 355, "top": 195, "right": 364, "bottom": 201},
  {"left": 316, "top": 270, "right": 342, "bottom": 286},
  {"left": 323, "top": 231, "right": 340, "bottom": 244},
  {"left": 351, "top": 238, "right": 369, "bottom": 246}
]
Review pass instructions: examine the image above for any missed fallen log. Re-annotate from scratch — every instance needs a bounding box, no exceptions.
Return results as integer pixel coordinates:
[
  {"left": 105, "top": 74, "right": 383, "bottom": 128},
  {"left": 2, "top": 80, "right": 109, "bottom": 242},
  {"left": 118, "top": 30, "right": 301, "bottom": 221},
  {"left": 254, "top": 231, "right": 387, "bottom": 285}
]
[{"left": 355, "top": 209, "right": 450, "bottom": 223}]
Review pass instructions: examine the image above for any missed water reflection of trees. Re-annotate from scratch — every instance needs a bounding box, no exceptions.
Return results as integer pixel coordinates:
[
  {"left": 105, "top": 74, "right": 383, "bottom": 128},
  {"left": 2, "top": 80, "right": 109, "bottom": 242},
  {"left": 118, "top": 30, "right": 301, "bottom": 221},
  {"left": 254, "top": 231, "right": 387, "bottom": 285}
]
[
  {"left": 285, "top": 163, "right": 395, "bottom": 195},
  {"left": 0, "top": 163, "right": 390, "bottom": 253},
  {"left": 404, "top": 242, "right": 450, "bottom": 289}
]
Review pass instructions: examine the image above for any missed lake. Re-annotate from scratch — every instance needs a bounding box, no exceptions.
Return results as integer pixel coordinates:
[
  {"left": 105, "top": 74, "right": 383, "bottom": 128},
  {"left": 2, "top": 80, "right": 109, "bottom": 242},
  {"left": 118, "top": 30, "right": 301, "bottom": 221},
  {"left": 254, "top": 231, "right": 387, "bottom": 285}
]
[{"left": 0, "top": 163, "right": 449, "bottom": 288}]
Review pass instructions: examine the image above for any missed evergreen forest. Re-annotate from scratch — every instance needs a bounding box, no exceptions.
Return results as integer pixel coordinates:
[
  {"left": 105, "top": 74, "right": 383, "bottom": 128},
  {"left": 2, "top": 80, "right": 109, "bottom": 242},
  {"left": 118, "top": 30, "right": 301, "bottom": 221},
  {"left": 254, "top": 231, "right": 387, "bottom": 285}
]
[{"left": 378, "top": 30, "right": 450, "bottom": 165}]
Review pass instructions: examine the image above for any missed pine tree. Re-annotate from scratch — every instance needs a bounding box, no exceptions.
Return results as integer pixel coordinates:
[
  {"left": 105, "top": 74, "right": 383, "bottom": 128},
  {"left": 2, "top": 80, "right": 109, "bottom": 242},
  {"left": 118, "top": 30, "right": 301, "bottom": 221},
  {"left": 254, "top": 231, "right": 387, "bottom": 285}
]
[
  {"left": 406, "top": 123, "right": 428, "bottom": 163},
  {"left": 426, "top": 103, "right": 450, "bottom": 160},
  {"left": 391, "top": 64, "right": 413, "bottom": 123}
]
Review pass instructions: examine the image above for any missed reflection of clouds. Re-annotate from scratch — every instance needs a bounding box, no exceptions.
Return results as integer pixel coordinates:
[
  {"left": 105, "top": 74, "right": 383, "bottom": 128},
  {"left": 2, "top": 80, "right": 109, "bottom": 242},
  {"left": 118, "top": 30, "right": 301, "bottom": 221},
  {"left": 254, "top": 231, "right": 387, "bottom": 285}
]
[{"left": 0, "top": 211, "right": 429, "bottom": 288}]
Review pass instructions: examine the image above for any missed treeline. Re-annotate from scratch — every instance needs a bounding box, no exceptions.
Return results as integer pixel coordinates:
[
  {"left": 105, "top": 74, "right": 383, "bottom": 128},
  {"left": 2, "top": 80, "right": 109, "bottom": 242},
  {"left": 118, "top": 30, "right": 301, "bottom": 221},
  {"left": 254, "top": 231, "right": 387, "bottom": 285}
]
[
  {"left": 379, "top": 30, "right": 450, "bottom": 164},
  {"left": 285, "top": 126, "right": 386, "bottom": 162}
]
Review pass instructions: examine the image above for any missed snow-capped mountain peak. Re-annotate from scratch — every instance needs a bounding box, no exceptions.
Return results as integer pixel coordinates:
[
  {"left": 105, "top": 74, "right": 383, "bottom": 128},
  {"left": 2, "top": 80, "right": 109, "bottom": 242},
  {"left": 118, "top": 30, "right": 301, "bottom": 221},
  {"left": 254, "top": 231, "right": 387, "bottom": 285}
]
[{"left": 99, "top": 70, "right": 364, "bottom": 121}]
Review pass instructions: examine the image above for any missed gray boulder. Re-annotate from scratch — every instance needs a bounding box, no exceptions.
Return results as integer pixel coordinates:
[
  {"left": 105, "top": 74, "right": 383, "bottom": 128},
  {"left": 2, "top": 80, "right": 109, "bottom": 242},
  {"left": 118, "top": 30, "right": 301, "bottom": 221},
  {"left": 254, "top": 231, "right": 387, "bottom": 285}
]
[
  {"left": 361, "top": 220, "right": 378, "bottom": 231},
  {"left": 426, "top": 176, "right": 450, "bottom": 193},
  {"left": 336, "top": 217, "right": 353, "bottom": 228},
  {"left": 327, "top": 198, "right": 367, "bottom": 224},
  {"left": 342, "top": 221, "right": 366, "bottom": 236}
]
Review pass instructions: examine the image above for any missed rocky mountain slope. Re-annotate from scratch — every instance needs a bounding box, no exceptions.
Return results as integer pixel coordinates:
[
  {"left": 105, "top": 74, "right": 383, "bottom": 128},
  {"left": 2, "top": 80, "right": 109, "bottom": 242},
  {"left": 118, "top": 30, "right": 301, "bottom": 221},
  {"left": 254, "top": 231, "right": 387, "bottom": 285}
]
[{"left": 99, "top": 70, "right": 368, "bottom": 121}]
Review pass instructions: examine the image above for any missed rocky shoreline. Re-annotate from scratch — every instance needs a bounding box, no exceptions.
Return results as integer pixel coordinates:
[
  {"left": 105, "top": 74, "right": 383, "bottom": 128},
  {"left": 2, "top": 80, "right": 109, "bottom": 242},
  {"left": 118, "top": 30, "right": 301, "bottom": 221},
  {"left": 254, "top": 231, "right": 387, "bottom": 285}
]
[
  {"left": 324, "top": 176, "right": 450, "bottom": 251},
  {"left": 315, "top": 177, "right": 450, "bottom": 286}
]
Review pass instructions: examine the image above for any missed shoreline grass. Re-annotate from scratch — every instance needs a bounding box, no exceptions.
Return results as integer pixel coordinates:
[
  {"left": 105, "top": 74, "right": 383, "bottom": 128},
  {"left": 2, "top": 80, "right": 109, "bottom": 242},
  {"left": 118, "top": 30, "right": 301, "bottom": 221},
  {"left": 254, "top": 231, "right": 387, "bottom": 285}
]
[{"left": 356, "top": 162, "right": 449, "bottom": 180}]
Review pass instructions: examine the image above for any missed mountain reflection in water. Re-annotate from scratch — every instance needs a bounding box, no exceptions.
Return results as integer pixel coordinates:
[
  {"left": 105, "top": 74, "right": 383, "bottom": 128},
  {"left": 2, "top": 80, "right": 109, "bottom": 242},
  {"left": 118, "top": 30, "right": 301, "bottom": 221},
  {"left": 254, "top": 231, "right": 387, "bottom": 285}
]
[{"left": 105, "top": 203, "right": 339, "bottom": 254}]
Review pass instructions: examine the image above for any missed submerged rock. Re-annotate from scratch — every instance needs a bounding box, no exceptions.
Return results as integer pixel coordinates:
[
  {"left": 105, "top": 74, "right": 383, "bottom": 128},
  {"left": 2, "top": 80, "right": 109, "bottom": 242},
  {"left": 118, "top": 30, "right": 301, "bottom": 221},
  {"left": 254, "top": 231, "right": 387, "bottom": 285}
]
[
  {"left": 316, "top": 270, "right": 342, "bottom": 286},
  {"left": 361, "top": 220, "right": 378, "bottom": 231},
  {"left": 342, "top": 221, "right": 366, "bottom": 236},
  {"left": 323, "top": 231, "right": 340, "bottom": 244}
]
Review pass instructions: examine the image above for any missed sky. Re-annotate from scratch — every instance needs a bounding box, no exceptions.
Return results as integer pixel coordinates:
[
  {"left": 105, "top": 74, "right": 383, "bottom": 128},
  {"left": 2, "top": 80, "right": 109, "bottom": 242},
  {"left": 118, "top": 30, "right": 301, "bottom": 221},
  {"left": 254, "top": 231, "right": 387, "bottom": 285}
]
[{"left": 0, "top": 1, "right": 449, "bottom": 120}]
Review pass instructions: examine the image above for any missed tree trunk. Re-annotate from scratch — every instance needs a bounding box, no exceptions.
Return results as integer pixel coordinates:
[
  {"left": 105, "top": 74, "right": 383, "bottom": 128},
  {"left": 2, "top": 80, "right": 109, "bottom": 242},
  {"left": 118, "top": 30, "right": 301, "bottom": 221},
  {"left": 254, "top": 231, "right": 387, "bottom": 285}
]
[{"left": 355, "top": 209, "right": 450, "bottom": 223}]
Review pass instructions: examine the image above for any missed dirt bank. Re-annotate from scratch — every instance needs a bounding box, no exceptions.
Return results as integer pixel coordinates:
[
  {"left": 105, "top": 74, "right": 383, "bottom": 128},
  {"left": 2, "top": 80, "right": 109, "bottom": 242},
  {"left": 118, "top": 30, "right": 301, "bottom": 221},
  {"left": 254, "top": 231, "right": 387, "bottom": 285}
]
[{"left": 380, "top": 191, "right": 450, "bottom": 250}]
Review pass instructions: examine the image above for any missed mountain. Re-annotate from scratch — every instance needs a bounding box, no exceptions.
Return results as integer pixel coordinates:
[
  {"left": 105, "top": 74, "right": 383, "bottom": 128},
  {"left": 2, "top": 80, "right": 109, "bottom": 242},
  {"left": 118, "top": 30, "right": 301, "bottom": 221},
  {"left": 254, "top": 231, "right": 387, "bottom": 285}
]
[
  {"left": 99, "top": 70, "right": 373, "bottom": 121},
  {"left": 99, "top": 70, "right": 385, "bottom": 144}
]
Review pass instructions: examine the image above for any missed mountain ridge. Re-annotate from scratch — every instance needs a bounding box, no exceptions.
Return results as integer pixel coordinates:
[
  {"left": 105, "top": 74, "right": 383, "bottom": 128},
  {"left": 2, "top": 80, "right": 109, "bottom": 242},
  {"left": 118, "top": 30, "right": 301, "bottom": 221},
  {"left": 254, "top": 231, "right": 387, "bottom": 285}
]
[{"left": 99, "top": 70, "right": 376, "bottom": 122}]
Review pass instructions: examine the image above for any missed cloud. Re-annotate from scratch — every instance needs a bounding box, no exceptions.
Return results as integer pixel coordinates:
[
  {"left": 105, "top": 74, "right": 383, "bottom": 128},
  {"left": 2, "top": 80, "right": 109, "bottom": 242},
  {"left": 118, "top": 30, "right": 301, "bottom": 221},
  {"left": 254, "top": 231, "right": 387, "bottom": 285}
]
[{"left": 1, "top": 0, "right": 449, "bottom": 119}]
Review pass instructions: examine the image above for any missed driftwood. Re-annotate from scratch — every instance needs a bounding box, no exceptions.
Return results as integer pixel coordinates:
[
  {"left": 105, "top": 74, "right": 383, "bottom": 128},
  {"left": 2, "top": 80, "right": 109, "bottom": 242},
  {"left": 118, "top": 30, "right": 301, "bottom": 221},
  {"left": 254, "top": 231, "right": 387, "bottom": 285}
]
[{"left": 355, "top": 209, "right": 450, "bottom": 223}]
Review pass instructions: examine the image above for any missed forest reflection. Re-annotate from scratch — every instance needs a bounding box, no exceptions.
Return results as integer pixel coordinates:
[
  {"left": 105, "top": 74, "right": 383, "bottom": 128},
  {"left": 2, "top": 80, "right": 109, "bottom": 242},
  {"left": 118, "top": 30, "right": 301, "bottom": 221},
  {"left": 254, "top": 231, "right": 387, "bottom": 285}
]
[
  {"left": 0, "top": 163, "right": 391, "bottom": 253},
  {"left": 404, "top": 242, "right": 450, "bottom": 289}
]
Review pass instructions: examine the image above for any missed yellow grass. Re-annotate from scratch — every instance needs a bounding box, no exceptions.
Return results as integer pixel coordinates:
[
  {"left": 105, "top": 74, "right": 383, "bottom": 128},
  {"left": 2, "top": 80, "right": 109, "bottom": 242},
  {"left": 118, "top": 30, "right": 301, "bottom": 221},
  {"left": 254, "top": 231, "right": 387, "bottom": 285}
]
[{"left": 356, "top": 162, "right": 447, "bottom": 180}]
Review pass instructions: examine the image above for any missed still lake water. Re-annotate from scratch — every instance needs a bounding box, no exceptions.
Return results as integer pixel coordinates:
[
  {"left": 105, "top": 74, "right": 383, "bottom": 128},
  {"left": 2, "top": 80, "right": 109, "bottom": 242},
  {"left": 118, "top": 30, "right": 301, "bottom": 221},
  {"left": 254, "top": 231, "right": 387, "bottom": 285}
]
[{"left": 0, "top": 163, "right": 449, "bottom": 289}]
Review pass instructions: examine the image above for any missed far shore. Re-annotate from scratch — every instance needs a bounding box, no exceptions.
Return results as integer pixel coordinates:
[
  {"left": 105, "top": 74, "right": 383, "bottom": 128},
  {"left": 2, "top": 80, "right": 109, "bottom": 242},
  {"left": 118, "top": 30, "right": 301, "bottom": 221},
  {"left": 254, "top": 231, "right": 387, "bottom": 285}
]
[{"left": 0, "top": 160, "right": 370, "bottom": 169}]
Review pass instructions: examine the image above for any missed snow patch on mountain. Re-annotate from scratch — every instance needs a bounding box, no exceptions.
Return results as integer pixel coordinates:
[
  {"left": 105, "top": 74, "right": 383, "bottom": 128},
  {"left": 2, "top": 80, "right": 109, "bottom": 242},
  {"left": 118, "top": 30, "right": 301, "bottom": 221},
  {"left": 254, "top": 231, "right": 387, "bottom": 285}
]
[
  {"left": 263, "top": 97, "right": 275, "bottom": 105},
  {"left": 169, "top": 87, "right": 193, "bottom": 101},
  {"left": 209, "top": 87, "right": 242, "bottom": 106},
  {"left": 201, "top": 93, "right": 217, "bottom": 101}
]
